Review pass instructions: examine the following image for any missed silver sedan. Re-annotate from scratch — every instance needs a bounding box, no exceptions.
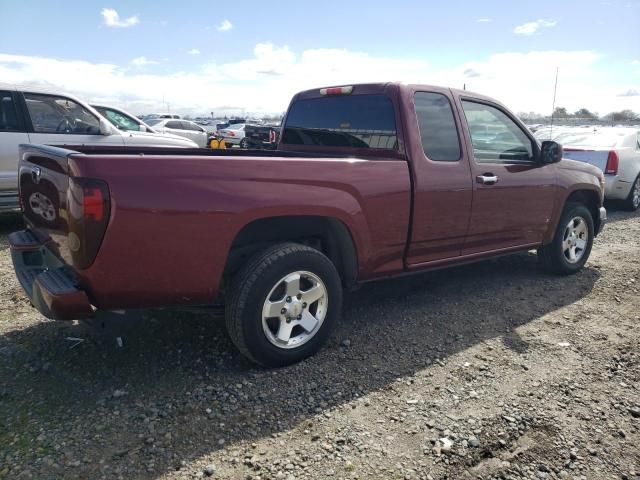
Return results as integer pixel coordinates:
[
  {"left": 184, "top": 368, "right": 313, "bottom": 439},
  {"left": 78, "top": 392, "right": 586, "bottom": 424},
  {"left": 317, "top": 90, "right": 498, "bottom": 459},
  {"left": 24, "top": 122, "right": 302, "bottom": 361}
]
[{"left": 146, "top": 119, "right": 208, "bottom": 147}]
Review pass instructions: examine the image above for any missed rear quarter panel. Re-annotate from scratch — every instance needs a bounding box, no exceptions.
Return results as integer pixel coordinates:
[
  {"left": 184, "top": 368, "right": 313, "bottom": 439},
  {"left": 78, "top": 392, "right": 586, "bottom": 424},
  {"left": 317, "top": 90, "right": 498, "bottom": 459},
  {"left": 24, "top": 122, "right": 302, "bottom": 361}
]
[{"left": 69, "top": 154, "right": 411, "bottom": 309}]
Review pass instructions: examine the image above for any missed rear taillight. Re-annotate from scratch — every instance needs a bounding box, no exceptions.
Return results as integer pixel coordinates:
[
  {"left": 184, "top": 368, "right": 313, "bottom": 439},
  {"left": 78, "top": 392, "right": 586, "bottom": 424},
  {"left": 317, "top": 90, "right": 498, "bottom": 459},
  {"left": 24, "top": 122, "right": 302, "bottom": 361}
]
[
  {"left": 228, "top": 131, "right": 235, "bottom": 137},
  {"left": 320, "top": 85, "right": 354, "bottom": 96},
  {"left": 269, "top": 130, "right": 276, "bottom": 143},
  {"left": 83, "top": 187, "right": 104, "bottom": 221},
  {"left": 68, "top": 178, "right": 110, "bottom": 269},
  {"left": 605, "top": 150, "right": 619, "bottom": 175}
]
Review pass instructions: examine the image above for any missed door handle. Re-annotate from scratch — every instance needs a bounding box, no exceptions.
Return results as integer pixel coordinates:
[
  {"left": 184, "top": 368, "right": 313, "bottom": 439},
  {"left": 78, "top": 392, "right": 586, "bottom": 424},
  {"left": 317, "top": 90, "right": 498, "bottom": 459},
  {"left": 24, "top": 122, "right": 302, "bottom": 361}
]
[{"left": 476, "top": 174, "right": 499, "bottom": 185}]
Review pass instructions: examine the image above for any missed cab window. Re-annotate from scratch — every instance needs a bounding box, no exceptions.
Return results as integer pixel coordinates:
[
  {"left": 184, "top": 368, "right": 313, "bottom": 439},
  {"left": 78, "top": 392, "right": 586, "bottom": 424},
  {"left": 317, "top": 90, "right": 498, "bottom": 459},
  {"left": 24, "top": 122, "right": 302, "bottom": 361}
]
[
  {"left": 461, "top": 100, "right": 534, "bottom": 164},
  {"left": 0, "top": 91, "right": 24, "bottom": 132},
  {"left": 24, "top": 93, "right": 101, "bottom": 135}
]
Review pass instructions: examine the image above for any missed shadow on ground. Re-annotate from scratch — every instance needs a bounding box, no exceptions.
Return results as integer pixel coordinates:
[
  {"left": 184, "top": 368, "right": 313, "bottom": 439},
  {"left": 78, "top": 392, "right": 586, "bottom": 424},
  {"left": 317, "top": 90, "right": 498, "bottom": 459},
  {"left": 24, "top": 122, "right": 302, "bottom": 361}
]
[{"left": 0, "top": 252, "right": 599, "bottom": 479}]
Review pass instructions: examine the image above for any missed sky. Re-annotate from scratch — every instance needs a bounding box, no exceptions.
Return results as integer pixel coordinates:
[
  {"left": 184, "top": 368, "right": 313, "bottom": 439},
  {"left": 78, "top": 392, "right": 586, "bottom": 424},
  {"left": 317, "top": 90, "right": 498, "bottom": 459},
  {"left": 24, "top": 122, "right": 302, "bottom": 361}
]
[{"left": 0, "top": 0, "right": 639, "bottom": 117}]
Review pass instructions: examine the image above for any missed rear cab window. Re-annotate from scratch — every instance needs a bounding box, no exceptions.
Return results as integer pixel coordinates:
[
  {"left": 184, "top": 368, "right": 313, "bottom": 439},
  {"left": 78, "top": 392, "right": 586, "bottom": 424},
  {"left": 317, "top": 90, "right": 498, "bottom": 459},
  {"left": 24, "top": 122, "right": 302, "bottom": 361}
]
[{"left": 281, "top": 94, "right": 398, "bottom": 151}]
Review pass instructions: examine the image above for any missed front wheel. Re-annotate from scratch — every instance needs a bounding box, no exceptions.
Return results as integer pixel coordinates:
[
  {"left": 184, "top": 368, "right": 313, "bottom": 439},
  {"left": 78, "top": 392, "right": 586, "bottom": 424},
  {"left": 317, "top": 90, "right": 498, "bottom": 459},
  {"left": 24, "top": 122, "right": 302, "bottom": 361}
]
[
  {"left": 622, "top": 175, "right": 640, "bottom": 211},
  {"left": 225, "top": 243, "right": 342, "bottom": 367},
  {"left": 538, "top": 202, "right": 594, "bottom": 275}
]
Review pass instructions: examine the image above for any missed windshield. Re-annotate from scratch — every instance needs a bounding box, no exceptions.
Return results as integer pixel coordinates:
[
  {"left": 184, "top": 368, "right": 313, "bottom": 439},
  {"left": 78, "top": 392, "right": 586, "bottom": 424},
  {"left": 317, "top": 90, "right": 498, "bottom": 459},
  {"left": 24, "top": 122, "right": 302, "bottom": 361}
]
[
  {"left": 94, "top": 106, "right": 141, "bottom": 131},
  {"left": 281, "top": 94, "right": 397, "bottom": 150}
]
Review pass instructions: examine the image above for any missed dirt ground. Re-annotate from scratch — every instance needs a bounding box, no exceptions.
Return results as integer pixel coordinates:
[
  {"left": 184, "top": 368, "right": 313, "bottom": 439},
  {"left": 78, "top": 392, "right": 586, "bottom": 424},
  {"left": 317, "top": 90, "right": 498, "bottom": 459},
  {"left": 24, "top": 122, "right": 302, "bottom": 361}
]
[{"left": 0, "top": 210, "right": 639, "bottom": 480}]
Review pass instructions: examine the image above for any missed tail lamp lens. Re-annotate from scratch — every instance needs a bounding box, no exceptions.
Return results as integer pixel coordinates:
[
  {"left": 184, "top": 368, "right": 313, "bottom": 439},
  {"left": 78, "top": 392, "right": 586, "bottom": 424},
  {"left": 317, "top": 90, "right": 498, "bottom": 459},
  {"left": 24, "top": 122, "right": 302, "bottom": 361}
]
[{"left": 605, "top": 151, "right": 619, "bottom": 175}]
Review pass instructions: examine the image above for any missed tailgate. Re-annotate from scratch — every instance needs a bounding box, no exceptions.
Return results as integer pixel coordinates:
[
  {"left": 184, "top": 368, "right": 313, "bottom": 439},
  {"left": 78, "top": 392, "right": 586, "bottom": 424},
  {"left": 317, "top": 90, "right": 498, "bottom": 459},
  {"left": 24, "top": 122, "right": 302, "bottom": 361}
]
[
  {"left": 562, "top": 148, "right": 609, "bottom": 173},
  {"left": 18, "top": 144, "right": 110, "bottom": 270}
]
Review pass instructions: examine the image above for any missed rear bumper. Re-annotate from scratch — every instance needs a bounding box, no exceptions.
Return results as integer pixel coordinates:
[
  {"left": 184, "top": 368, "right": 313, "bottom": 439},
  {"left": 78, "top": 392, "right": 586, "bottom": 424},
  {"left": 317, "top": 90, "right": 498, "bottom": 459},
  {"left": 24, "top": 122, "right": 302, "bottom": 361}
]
[{"left": 10, "top": 230, "right": 93, "bottom": 320}]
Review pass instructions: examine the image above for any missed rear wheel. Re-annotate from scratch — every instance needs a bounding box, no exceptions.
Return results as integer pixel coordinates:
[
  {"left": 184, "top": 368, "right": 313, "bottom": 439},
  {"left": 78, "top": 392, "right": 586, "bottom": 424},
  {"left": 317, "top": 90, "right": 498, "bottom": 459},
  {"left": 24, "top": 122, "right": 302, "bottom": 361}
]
[
  {"left": 225, "top": 243, "right": 342, "bottom": 367},
  {"left": 239, "top": 138, "right": 249, "bottom": 149},
  {"left": 622, "top": 175, "right": 640, "bottom": 211},
  {"left": 538, "top": 202, "right": 594, "bottom": 275}
]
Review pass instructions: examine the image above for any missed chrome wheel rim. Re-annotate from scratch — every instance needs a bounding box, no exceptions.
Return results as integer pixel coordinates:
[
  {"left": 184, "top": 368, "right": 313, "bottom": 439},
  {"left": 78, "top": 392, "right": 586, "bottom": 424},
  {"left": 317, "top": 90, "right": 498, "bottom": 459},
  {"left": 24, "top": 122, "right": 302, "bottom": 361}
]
[
  {"left": 562, "top": 216, "right": 588, "bottom": 264},
  {"left": 261, "top": 271, "right": 328, "bottom": 349},
  {"left": 632, "top": 179, "right": 640, "bottom": 209},
  {"left": 28, "top": 192, "right": 56, "bottom": 222}
]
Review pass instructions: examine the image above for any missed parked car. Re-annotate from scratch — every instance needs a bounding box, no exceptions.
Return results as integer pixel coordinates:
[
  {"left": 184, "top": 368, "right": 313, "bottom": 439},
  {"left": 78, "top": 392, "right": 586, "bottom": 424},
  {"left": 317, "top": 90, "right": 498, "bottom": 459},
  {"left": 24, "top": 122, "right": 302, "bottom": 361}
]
[
  {"left": 219, "top": 124, "right": 247, "bottom": 147},
  {"left": 555, "top": 128, "right": 640, "bottom": 210},
  {"left": 244, "top": 123, "right": 280, "bottom": 150},
  {"left": 91, "top": 104, "right": 199, "bottom": 147},
  {"left": 0, "top": 85, "right": 197, "bottom": 211},
  {"left": 145, "top": 118, "right": 208, "bottom": 147},
  {"left": 145, "top": 113, "right": 181, "bottom": 120},
  {"left": 10, "top": 82, "right": 606, "bottom": 367}
]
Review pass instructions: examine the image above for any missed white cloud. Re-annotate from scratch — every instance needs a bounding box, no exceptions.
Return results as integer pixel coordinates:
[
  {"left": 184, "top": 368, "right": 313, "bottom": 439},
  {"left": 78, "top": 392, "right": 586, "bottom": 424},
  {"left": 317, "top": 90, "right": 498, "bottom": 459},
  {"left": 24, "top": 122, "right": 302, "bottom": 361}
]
[
  {"left": 514, "top": 19, "right": 557, "bottom": 35},
  {"left": 130, "top": 56, "right": 159, "bottom": 66},
  {"left": 101, "top": 8, "right": 139, "bottom": 28},
  {"left": 187, "top": 49, "right": 201, "bottom": 55},
  {"left": 476, "top": 18, "right": 492, "bottom": 23},
  {"left": 217, "top": 19, "right": 233, "bottom": 32},
  {"left": 0, "top": 48, "right": 637, "bottom": 117}
]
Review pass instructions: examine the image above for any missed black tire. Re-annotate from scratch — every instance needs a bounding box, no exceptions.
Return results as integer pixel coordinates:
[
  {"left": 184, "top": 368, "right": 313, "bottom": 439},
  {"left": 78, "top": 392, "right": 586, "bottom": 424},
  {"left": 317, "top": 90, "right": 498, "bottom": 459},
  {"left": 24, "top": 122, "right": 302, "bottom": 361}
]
[
  {"left": 225, "top": 242, "right": 342, "bottom": 367},
  {"left": 239, "top": 138, "right": 249, "bottom": 149},
  {"left": 538, "top": 202, "right": 594, "bottom": 275},
  {"left": 622, "top": 175, "right": 640, "bottom": 212}
]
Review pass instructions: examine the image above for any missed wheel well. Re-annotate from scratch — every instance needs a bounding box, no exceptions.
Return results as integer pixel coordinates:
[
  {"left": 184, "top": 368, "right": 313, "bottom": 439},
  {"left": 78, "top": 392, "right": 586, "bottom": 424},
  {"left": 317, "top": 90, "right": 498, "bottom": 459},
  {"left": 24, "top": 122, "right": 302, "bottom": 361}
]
[
  {"left": 224, "top": 216, "right": 358, "bottom": 288},
  {"left": 566, "top": 189, "right": 601, "bottom": 234}
]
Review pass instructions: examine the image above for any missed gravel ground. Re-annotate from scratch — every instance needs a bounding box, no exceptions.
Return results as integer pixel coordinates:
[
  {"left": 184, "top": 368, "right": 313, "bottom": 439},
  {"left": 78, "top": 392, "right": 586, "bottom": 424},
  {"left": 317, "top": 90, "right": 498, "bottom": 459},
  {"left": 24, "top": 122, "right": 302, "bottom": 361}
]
[{"left": 0, "top": 210, "right": 639, "bottom": 480}]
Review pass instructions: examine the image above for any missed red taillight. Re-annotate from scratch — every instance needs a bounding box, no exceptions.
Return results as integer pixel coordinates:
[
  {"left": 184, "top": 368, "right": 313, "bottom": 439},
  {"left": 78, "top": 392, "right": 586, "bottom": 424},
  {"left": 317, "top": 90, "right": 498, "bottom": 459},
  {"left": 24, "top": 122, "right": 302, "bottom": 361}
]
[
  {"left": 68, "top": 178, "right": 110, "bottom": 269},
  {"left": 228, "top": 131, "right": 235, "bottom": 137},
  {"left": 83, "top": 187, "right": 104, "bottom": 221},
  {"left": 605, "top": 150, "right": 619, "bottom": 175},
  {"left": 320, "top": 86, "right": 354, "bottom": 96},
  {"left": 269, "top": 130, "right": 276, "bottom": 143}
]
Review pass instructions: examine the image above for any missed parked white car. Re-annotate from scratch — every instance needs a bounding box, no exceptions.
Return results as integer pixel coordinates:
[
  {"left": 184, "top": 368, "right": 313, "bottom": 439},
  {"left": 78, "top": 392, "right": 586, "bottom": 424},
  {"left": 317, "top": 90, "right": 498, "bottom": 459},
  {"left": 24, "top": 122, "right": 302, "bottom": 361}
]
[
  {"left": 0, "top": 85, "right": 197, "bottom": 211},
  {"left": 556, "top": 127, "right": 640, "bottom": 210},
  {"left": 92, "top": 104, "right": 198, "bottom": 146},
  {"left": 146, "top": 119, "right": 208, "bottom": 147},
  {"left": 220, "top": 124, "right": 247, "bottom": 147}
]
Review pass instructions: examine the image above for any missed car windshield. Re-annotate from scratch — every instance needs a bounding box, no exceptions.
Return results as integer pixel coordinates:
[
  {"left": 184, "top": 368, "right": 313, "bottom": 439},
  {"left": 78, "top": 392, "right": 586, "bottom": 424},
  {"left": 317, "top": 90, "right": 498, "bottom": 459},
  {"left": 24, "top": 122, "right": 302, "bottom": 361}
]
[{"left": 94, "top": 107, "right": 140, "bottom": 131}]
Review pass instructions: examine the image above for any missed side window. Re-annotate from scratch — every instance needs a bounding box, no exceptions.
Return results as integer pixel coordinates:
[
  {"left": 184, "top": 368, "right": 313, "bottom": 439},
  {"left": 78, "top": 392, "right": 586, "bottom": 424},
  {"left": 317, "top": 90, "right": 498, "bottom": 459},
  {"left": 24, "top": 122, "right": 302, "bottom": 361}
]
[
  {"left": 461, "top": 100, "right": 534, "bottom": 164},
  {"left": 414, "top": 92, "right": 461, "bottom": 161},
  {"left": 0, "top": 91, "right": 24, "bottom": 132},
  {"left": 166, "top": 120, "right": 182, "bottom": 129},
  {"left": 24, "top": 93, "right": 100, "bottom": 135}
]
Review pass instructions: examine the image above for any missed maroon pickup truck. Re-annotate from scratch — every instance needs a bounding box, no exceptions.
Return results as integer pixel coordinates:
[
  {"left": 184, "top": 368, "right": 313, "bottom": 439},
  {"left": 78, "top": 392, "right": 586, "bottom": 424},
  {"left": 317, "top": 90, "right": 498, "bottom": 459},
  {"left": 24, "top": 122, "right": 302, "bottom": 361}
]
[{"left": 10, "top": 83, "right": 606, "bottom": 366}]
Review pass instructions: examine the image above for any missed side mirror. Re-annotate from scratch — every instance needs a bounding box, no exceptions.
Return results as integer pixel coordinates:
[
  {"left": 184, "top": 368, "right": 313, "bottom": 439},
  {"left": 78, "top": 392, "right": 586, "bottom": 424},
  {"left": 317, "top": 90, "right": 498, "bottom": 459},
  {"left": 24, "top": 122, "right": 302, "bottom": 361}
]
[
  {"left": 139, "top": 124, "right": 147, "bottom": 132},
  {"left": 99, "top": 118, "right": 113, "bottom": 136},
  {"left": 540, "top": 140, "right": 563, "bottom": 164}
]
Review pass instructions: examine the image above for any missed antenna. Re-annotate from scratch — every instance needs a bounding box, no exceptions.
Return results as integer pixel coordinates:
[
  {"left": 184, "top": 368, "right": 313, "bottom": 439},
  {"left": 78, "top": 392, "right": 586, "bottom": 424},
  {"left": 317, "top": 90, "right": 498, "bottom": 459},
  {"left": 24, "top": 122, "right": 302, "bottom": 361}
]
[{"left": 550, "top": 66, "right": 559, "bottom": 137}]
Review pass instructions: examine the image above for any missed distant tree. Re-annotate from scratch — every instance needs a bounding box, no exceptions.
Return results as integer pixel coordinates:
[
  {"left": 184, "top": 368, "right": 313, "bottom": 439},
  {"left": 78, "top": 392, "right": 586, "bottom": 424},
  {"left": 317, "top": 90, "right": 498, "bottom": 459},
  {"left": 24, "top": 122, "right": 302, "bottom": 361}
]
[
  {"left": 573, "top": 108, "right": 597, "bottom": 119},
  {"left": 604, "top": 110, "right": 640, "bottom": 122},
  {"left": 552, "top": 107, "right": 569, "bottom": 118}
]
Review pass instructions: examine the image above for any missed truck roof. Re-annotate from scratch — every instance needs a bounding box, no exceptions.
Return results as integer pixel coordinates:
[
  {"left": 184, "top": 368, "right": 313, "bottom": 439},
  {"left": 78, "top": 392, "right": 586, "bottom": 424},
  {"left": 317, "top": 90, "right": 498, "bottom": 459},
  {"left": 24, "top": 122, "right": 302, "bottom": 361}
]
[{"left": 291, "top": 82, "right": 505, "bottom": 108}]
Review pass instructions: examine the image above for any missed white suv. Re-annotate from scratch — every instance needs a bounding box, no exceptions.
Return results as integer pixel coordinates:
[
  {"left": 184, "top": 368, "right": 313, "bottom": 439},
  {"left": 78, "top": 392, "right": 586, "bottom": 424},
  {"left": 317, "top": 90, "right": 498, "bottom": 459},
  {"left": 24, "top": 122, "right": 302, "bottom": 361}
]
[{"left": 0, "top": 85, "right": 198, "bottom": 211}]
